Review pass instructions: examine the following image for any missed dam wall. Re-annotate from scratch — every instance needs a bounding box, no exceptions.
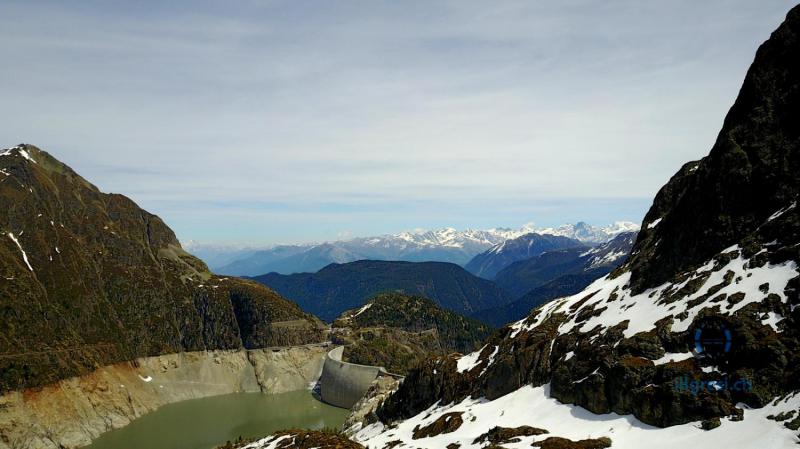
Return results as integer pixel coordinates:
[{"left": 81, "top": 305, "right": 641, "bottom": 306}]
[
  {"left": 0, "top": 345, "right": 328, "bottom": 449},
  {"left": 319, "top": 346, "right": 387, "bottom": 409}
]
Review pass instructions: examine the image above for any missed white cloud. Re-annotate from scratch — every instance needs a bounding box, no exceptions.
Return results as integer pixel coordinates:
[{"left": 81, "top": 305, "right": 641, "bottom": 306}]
[{"left": 0, "top": 0, "right": 795, "bottom": 243}]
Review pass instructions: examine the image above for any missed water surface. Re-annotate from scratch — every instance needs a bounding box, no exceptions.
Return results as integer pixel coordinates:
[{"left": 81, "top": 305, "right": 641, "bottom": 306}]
[{"left": 85, "top": 390, "right": 348, "bottom": 449}]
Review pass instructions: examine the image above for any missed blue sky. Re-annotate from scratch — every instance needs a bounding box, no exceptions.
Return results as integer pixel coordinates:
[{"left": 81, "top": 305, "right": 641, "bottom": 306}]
[{"left": 1, "top": 1, "right": 795, "bottom": 244}]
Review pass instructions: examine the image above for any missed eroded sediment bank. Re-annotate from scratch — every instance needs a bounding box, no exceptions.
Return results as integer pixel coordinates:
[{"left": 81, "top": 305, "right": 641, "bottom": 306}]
[{"left": 0, "top": 346, "right": 328, "bottom": 449}]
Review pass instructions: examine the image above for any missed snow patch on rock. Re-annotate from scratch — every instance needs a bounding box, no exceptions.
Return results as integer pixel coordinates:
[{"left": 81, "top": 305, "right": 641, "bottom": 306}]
[
  {"left": 456, "top": 345, "right": 486, "bottom": 373},
  {"left": 1, "top": 145, "right": 36, "bottom": 163},
  {"left": 7, "top": 232, "right": 33, "bottom": 271},
  {"left": 647, "top": 218, "right": 663, "bottom": 229},
  {"left": 353, "top": 303, "right": 372, "bottom": 317},
  {"left": 651, "top": 352, "right": 694, "bottom": 365}
]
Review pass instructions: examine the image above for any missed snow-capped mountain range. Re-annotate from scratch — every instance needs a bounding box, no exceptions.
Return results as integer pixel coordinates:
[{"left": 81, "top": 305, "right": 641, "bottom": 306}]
[
  {"left": 392, "top": 227, "right": 528, "bottom": 248},
  {"left": 393, "top": 221, "right": 639, "bottom": 248},
  {"left": 537, "top": 221, "right": 639, "bottom": 243},
  {"left": 465, "top": 233, "right": 584, "bottom": 279},
  {"left": 191, "top": 221, "right": 640, "bottom": 276}
]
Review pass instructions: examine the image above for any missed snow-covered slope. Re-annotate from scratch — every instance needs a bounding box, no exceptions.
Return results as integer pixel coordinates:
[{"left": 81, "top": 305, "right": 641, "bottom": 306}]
[
  {"left": 538, "top": 243, "right": 796, "bottom": 339},
  {"left": 348, "top": 7, "right": 800, "bottom": 449},
  {"left": 353, "top": 207, "right": 800, "bottom": 449},
  {"left": 581, "top": 231, "right": 637, "bottom": 269},
  {"left": 355, "top": 385, "right": 800, "bottom": 449}
]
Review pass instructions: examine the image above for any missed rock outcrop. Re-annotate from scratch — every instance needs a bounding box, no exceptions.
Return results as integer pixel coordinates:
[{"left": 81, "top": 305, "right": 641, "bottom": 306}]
[{"left": 332, "top": 293, "right": 493, "bottom": 375}]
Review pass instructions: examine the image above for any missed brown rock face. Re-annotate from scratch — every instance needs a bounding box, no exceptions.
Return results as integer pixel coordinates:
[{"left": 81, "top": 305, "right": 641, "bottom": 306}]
[
  {"left": 531, "top": 437, "right": 612, "bottom": 449},
  {"left": 0, "top": 145, "right": 325, "bottom": 393},
  {"left": 472, "top": 426, "right": 548, "bottom": 445},
  {"left": 412, "top": 412, "right": 464, "bottom": 439}
]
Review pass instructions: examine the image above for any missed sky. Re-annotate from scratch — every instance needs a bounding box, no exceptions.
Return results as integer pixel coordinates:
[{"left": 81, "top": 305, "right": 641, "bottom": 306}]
[{"left": 0, "top": 1, "right": 796, "bottom": 245}]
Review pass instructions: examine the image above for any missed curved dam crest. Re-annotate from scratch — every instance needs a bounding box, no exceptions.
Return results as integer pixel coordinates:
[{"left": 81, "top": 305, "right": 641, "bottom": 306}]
[{"left": 319, "top": 346, "right": 401, "bottom": 409}]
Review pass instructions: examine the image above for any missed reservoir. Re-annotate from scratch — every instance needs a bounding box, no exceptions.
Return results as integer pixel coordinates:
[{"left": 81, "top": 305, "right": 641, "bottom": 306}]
[{"left": 85, "top": 390, "right": 349, "bottom": 449}]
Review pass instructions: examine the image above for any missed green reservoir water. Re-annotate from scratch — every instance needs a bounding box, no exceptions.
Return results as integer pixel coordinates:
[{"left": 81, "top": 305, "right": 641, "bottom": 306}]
[{"left": 85, "top": 390, "right": 348, "bottom": 449}]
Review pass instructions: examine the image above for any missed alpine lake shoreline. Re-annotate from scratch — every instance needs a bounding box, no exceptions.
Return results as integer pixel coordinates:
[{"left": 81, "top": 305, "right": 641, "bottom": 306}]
[{"left": 0, "top": 345, "right": 336, "bottom": 449}]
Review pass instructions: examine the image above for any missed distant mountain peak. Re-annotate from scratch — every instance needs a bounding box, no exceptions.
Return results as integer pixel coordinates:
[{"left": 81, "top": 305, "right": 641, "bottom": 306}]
[
  {"left": 535, "top": 221, "right": 640, "bottom": 243},
  {"left": 391, "top": 226, "right": 529, "bottom": 249},
  {"left": 465, "top": 233, "right": 586, "bottom": 279},
  {"left": 1, "top": 144, "right": 37, "bottom": 163},
  {"left": 211, "top": 221, "right": 641, "bottom": 276}
]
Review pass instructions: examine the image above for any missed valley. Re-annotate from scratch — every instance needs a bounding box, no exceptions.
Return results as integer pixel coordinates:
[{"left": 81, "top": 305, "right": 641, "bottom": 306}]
[
  {"left": 1, "top": 2, "right": 798, "bottom": 449},
  {"left": 340, "top": 5, "right": 800, "bottom": 448},
  {"left": 250, "top": 260, "right": 513, "bottom": 322},
  {"left": 0, "top": 347, "right": 329, "bottom": 449},
  {"left": 249, "top": 233, "right": 636, "bottom": 326}
]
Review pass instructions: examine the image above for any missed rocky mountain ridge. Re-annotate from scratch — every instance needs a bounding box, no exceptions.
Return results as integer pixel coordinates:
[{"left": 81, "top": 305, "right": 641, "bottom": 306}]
[
  {"left": 344, "top": 6, "right": 800, "bottom": 449},
  {"left": 464, "top": 233, "right": 584, "bottom": 280},
  {"left": 0, "top": 145, "right": 325, "bottom": 393},
  {"left": 480, "top": 231, "right": 637, "bottom": 326},
  {"left": 252, "top": 260, "right": 512, "bottom": 322},
  {"left": 495, "top": 231, "right": 635, "bottom": 297}
]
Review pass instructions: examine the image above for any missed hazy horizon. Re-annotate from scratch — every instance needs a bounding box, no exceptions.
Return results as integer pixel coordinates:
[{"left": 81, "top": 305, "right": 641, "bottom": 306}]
[
  {"left": 2, "top": 1, "right": 795, "bottom": 245},
  {"left": 180, "top": 218, "right": 641, "bottom": 248}
]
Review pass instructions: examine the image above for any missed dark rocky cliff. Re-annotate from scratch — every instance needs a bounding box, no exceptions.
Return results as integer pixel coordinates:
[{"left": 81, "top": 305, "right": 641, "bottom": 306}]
[
  {"left": 376, "top": 5, "right": 800, "bottom": 430},
  {"left": 0, "top": 145, "right": 325, "bottom": 393},
  {"left": 624, "top": 4, "right": 800, "bottom": 293}
]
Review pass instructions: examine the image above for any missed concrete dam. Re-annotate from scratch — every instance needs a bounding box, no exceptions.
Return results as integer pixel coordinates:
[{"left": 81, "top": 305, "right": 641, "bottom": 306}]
[{"left": 318, "top": 346, "right": 400, "bottom": 409}]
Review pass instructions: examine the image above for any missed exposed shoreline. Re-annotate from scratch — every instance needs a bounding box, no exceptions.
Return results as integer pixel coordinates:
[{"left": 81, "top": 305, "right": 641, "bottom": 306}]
[{"left": 0, "top": 346, "right": 329, "bottom": 449}]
